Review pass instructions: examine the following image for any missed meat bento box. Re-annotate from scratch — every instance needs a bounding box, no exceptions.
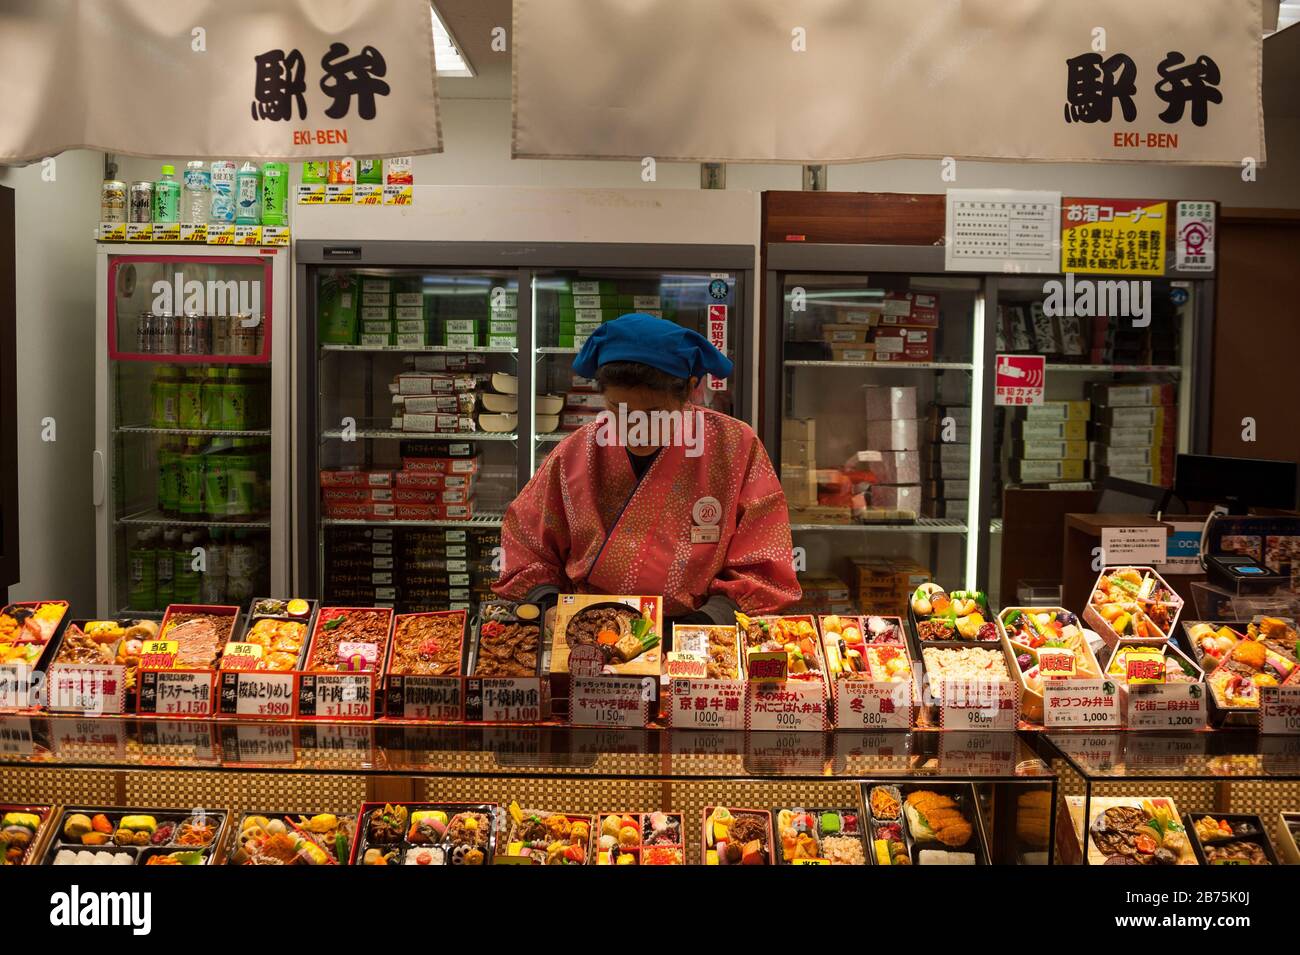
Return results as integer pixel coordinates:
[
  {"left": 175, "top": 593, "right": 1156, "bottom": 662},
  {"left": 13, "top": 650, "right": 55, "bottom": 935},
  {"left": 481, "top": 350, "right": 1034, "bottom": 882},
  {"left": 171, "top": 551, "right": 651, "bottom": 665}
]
[
  {"left": 1083, "top": 566, "right": 1183, "bottom": 647},
  {"left": 382, "top": 609, "right": 469, "bottom": 720},
  {"left": 41, "top": 806, "right": 229, "bottom": 865},
  {"left": 45, "top": 616, "right": 160, "bottom": 712},
  {"left": 549, "top": 594, "right": 662, "bottom": 678},
  {"left": 1062, "top": 795, "right": 1197, "bottom": 865},
  {"left": 351, "top": 801, "right": 495, "bottom": 865},
  {"left": 1, "top": 804, "right": 55, "bottom": 866},
  {"left": 304, "top": 607, "right": 394, "bottom": 673},
  {"left": 463, "top": 601, "right": 549, "bottom": 722},
  {"left": 157, "top": 604, "right": 243, "bottom": 669},
  {"left": 499, "top": 801, "right": 594, "bottom": 865},
  {"left": 222, "top": 598, "right": 317, "bottom": 672},
  {"left": 224, "top": 810, "right": 353, "bottom": 865},
  {"left": 863, "top": 783, "right": 990, "bottom": 865},
  {"left": 818, "top": 614, "right": 915, "bottom": 728},
  {"left": 1185, "top": 617, "right": 1300, "bottom": 726},
  {"left": 1183, "top": 813, "right": 1278, "bottom": 865},
  {"left": 703, "top": 806, "right": 773, "bottom": 865},
  {"left": 998, "top": 606, "right": 1104, "bottom": 724},
  {"left": 594, "top": 811, "right": 684, "bottom": 865},
  {"left": 0, "top": 600, "right": 70, "bottom": 677},
  {"left": 665, "top": 624, "right": 745, "bottom": 729},
  {"left": 774, "top": 806, "right": 867, "bottom": 865}
]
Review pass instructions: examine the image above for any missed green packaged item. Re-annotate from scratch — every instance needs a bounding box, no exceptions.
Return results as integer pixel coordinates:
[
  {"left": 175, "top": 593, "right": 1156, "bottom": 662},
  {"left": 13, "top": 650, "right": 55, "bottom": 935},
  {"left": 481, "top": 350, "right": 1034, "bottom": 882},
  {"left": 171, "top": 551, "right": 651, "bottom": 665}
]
[
  {"left": 201, "top": 368, "right": 224, "bottom": 430},
  {"left": 179, "top": 442, "right": 205, "bottom": 516},
  {"left": 359, "top": 332, "right": 391, "bottom": 347},
  {"left": 177, "top": 371, "right": 203, "bottom": 429},
  {"left": 224, "top": 449, "right": 257, "bottom": 517},
  {"left": 357, "top": 158, "right": 383, "bottom": 184},
  {"left": 302, "top": 161, "right": 328, "bottom": 184},
  {"left": 127, "top": 532, "right": 156, "bottom": 612},
  {"left": 488, "top": 318, "right": 515, "bottom": 335},
  {"left": 261, "top": 161, "right": 289, "bottom": 226},
  {"left": 151, "top": 368, "right": 180, "bottom": 428},
  {"left": 204, "top": 450, "right": 228, "bottom": 518},
  {"left": 318, "top": 273, "right": 359, "bottom": 344},
  {"left": 443, "top": 319, "right": 477, "bottom": 335},
  {"left": 222, "top": 369, "right": 253, "bottom": 430}
]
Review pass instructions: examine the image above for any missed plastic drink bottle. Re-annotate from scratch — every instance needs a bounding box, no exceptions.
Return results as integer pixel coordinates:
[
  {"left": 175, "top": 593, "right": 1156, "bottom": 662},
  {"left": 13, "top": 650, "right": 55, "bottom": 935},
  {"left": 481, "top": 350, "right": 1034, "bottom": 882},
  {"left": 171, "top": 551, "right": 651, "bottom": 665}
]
[
  {"left": 261, "top": 162, "right": 289, "bottom": 225},
  {"left": 235, "top": 162, "right": 262, "bottom": 224},
  {"left": 182, "top": 161, "right": 209, "bottom": 224},
  {"left": 209, "top": 160, "right": 236, "bottom": 222},
  {"left": 153, "top": 164, "right": 180, "bottom": 222}
]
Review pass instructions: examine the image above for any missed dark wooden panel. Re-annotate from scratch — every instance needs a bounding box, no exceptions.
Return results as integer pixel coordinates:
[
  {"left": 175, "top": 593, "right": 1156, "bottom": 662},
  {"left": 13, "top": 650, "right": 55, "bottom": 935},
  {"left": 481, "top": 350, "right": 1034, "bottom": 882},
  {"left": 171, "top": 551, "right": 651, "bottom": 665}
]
[
  {"left": 1000, "top": 488, "right": 1098, "bottom": 602},
  {"left": 0, "top": 186, "right": 16, "bottom": 590},
  {"left": 763, "top": 191, "right": 945, "bottom": 246}
]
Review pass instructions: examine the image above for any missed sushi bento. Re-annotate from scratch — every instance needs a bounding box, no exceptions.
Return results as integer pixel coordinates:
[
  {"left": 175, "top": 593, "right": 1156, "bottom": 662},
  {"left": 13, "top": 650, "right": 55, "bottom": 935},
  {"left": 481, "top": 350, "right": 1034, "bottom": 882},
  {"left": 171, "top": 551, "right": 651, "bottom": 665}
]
[
  {"left": 352, "top": 802, "right": 494, "bottom": 865},
  {"left": 595, "top": 811, "right": 684, "bottom": 865},
  {"left": 864, "top": 783, "right": 989, "bottom": 865},
  {"left": 43, "top": 807, "right": 228, "bottom": 865},
  {"left": 226, "top": 811, "right": 352, "bottom": 865},
  {"left": 774, "top": 806, "right": 866, "bottom": 865}
]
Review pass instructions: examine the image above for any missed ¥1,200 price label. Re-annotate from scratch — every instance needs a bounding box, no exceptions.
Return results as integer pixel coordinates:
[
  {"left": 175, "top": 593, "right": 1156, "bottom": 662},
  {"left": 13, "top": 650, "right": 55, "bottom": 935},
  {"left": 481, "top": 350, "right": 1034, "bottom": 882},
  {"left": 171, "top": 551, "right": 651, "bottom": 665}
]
[
  {"left": 218, "top": 671, "right": 296, "bottom": 718},
  {"left": 1126, "top": 683, "right": 1207, "bottom": 730}
]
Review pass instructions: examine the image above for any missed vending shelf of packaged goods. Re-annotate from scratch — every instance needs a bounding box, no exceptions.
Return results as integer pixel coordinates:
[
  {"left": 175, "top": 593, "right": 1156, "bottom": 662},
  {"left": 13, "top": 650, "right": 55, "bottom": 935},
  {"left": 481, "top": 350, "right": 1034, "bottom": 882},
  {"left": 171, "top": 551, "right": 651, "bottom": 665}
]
[
  {"left": 783, "top": 359, "right": 974, "bottom": 371},
  {"left": 790, "top": 518, "right": 968, "bottom": 534},
  {"left": 319, "top": 344, "right": 519, "bottom": 355},
  {"left": 1042, "top": 363, "right": 1183, "bottom": 374},
  {"left": 319, "top": 428, "right": 518, "bottom": 442},
  {"left": 535, "top": 432, "right": 569, "bottom": 442},
  {"left": 115, "top": 425, "right": 273, "bottom": 439},
  {"left": 536, "top": 346, "right": 581, "bottom": 355},
  {"left": 115, "top": 508, "right": 273, "bottom": 529},
  {"left": 319, "top": 514, "right": 505, "bottom": 528}
]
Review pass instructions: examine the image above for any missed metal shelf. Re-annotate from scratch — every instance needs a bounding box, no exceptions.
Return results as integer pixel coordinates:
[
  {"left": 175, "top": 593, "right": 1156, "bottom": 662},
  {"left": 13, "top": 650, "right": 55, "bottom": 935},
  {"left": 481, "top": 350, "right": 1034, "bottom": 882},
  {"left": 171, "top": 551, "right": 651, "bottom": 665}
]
[
  {"left": 1043, "top": 363, "right": 1182, "bottom": 374},
  {"left": 784, "top": 359, "right": 973, "bottom": 371},
  {"left": 320, "top": 344, "right": 517, "bottom": 354},
  {"left": 990, "top": 518, "right": 1004, "bottom": 535},
  {"left": 537, "top": 346, "right": 581, "bottom": 355},
  {"left": 116, "top": 509, "right": 272, "bottom": 529},
  {"left": 321, "top": 429, "right": 517, "bottom": 442},
  {"left": 321, "top": 514, "right": 504, "bottom": 529},
  {"left": 535, "top": 432, "right": 569, "bottom": 442},
  {"left": 790, "top": 518, "right": 968, "bottom": 534},
  {"left": 116, "top": 425, "right": 272, "bottom": 438}
]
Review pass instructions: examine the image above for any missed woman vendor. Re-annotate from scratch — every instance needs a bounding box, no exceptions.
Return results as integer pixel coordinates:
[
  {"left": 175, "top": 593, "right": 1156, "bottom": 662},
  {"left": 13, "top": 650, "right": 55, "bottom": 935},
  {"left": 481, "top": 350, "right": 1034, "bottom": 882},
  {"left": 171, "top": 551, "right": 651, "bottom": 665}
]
[{"left": 494, "top": 312, "right": 800, "bottom": 626}]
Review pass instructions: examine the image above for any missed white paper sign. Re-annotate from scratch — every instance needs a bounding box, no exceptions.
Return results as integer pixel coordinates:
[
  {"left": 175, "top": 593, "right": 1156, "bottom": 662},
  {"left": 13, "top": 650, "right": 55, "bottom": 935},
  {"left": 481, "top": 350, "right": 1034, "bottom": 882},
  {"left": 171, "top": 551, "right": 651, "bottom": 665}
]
[
  {"left": 668, "top": 679, "right": 745, "bottom": 730},
  {"left": 1259, "top": 685, "right": 1300, "bottom": 735},
  {"left": 1101, "top": 526, "right": 1166, "bottom": 566},
  {"left": 1043, "top": 678, "right": 1122, "bottom": 728},
  {"left": 834, "top": 680, "right": 913, "bottom": 729},
  {"left": 223, "top": 671, "right": 296, "bottom": 718},
  {"left": 945, "top": 190, "right": 1062, "bottom": 273},
  {"left": 1175, "top": 200, "right": 1215, "bottom": 272},
  {"left": 936, "top": 679, "right": 1019, "bottom": 732},
  {"left": 1126, "top": 683, "right": 1207, "bottom": 729},
  {"left": 388, "top": 675, "right": 462, "bottom": 721},
  {"left": 464, "top": 677, "right": 544, "bottom": 723},
  {"left": 138, "top": 670, "right": 214, "bottom": 717},
  {"left": 0, "top": 663, "right": 35, "bottom": 711},
  {"left": 570, "top": 675, "right": 650, "bottom": 728},
  {"left": 746, "top": 680, "right": 829, "bottom": 732},
  {"left": 305, "top": 673, "right": 374, "bottom": 720},
  {"left": 46, "top": 663, "right": 126, "bottom": 714}
]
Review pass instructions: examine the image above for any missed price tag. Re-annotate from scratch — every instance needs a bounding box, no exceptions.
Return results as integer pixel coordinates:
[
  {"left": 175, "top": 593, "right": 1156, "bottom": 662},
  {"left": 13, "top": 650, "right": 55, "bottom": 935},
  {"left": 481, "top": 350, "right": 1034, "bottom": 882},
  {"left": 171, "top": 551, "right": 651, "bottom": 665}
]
[
  {"left": 260, "top": 225, "right": 290, "bottom": 246},
  {"left": 383, "top": 184, "right": 413, "bottom": 205},
  {"left": 299, "top": 672, "right": 374, "bottom": 720},
  {"left": 384, "top": 675, "right": 462, "bottom": 721},
  {"left": 668, "top": 678, "right": 745, "bottom": 730},
  {"left": 833, "top": 680, "right": 913, "bottom": 730},
  {"left": 570, "top": 675, "right": 650, "bottom": 728},
  {"left": 0, "top": 663, "right": 35, "bottom": 711},
  {"left": 938, "top": 731, "right": 1020, "bottom": 776},
  {"left": 46, "top": 663, "right": 127, "bottom": 714},
  {"left": 1043, "top": 678, "right": 1121, "bottom": 728},
  {"left": 217, "top": 670, "right": 296, "bottom": 718},
  {"left": 220, "top": 722, "right": 296, "bottom": 763},
  {"left": 326, "top": 183, "right": 354, "bottom": 204},
  {"left": 137, "top": 669, "right": 214, "bottom": 717},
  {"left": 354, "top": 183, "right": 383, "bottom": 205},
  {"left": 219, "top": 642, "right": 263, "bottom": 671},
  {"left": 233, "top": 224, "right": 262, "bottom": 246},
  {"left": 936, "top": 679, "right": 1019, "bottom": 732},
  {"left": 297, "top": 183, "right": 325, "bottom": 204},
  {"left": 746, "top": 650, "right": 788, "bottom": 684},
  {"left": 465, "top": 677, "right": 544, "bottom": 723},
  {"left": 663, "top": 651, "right": 709, "bottom": 681},
  {"left": 126, "top": 223, "right": 153, "bottom": 242},
  {"left": 746, "top": 680, "right": 829, "bottom": 732},
  {"left": 1100, "top": 528, "right": 1165, "bottom": 566},
  {"left": 97, "top": 222, "right": 126, "bottom": 241},
  {"left": 1125, "top": 683, "right": 1208, "bottom": 730},
  {"left": 206, "top": 223, "right": 236, "bottom": 245},
  {"left": 1259, "top": 685, "right": 1300, "bottom": 735},
  {"left": 0, "top": 715, "right": 35, "bottom": 755},
  {"left": 178, "top": 223, "right": 208, "bottom": 243},
  {"left": 152, "top": 222, "right": 180, "bottom": 242},
  {"left": 792, "top": 858, "right": 830, "bottom": 865},
  {"left": 138, "top": 640, "right": 179, "bottom": 670}
]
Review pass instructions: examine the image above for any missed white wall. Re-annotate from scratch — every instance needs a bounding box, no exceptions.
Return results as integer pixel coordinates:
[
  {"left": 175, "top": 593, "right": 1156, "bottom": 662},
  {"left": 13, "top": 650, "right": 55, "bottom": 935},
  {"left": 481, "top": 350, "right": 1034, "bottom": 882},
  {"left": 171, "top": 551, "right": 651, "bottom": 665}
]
[{"left": 0, "top": 152, "right": 101, "bottom": 612}]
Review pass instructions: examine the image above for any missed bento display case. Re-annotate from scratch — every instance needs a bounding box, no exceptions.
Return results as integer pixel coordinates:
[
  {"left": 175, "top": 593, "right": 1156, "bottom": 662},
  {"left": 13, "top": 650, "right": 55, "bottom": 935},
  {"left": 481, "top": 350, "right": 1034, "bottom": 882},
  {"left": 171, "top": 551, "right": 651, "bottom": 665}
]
[
  {"left": 294, "top": 241, "right": 755, "bottom": 617},
  {"left": 94, "top": 245, "right": 293, "bottom": 618}
]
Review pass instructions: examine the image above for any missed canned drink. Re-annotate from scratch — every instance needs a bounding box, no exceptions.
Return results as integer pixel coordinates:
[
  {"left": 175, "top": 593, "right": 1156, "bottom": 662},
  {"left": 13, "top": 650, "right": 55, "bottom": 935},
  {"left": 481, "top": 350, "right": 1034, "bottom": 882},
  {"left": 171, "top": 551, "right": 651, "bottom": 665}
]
[
  {"left": 136, "top": 311, "right": 155, "bottom": 354},
  {"left": 209, "top": 160, "right": 237, "bottom": 223},
  {"left": 129, "top": 181, "right": 154, "bottom": 223},
  {"left": 230, "top": 315, "right": 259, "bottom": 355},
  {"left": 329, "top": 158, "right": 356, "bottom": 184},
  {"left": 156, "top": 311, "right": 177, "bottom": 354},
  {"left": 101, "top": 180, "right": 127, "bottom": 223},
  {"left": 209, "top": 312, "right": 230, "bottom": 355},
  {"left": 179, "top": 312, "right": 210, "bottom": 355}
]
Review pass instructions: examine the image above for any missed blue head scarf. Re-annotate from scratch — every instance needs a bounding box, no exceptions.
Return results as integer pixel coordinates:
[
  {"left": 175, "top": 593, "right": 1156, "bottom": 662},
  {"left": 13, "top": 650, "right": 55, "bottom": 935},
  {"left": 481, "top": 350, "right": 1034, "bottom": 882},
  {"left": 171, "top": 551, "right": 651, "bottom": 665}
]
[{"left": 571, "top": 312, "right": 733, "bottom": 382}]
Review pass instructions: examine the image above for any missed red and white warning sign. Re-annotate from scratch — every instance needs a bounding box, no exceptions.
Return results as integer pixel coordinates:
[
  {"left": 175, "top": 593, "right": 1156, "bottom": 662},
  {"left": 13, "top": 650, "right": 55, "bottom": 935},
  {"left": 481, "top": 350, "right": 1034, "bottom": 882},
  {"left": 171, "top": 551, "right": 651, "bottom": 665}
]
[
  {"left": 1175, "top": 200, "right": 1215, "bottom": 273},
  {"left": 994, "top": 354, "right": 1045, "bottom": 407},
  {"left": 706, "top": 305, "right": 728, "bottom": 392}
]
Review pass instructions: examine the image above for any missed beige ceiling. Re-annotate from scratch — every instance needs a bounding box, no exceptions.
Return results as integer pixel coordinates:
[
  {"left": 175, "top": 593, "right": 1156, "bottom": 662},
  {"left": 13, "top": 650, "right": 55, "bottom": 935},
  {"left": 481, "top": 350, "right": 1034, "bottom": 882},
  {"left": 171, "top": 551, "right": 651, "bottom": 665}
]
[{"left": 435, "top": 0, "right": 513, "bottom": 98}]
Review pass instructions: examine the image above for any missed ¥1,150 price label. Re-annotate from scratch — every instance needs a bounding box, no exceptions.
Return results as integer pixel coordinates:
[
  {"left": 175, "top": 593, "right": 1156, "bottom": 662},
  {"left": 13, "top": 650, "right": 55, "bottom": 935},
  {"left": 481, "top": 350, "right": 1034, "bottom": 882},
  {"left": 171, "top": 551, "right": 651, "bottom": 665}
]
[
  {"left": 464, "top": 678, "right": 543, "bottom": 723},
  {"left": 137, "top": 670, "right": 214, "bottom": 717},
  {"left": 668, "top": 679, "right": 744, "bottom": 730},
  {"left": 1125, "top": 683, "right": 1207, "bottom": 730},
  {"left": 1259, "top": 685, "right": 1300, "bottom": 735},
  {"left": 299, "top": 673, "right": 374, "bottom": 720},
  {"left": 385, "top": 675, "right": 461, "bottom": 721},
  {"left": 1043, "top": 678, "right": 1121, "bottom": 728},
  {"left": 570, "top": 676, "right": 650, "bottom": 728},
  {"left": 218, "top": 671, "right": 296, "bottom": 718}
]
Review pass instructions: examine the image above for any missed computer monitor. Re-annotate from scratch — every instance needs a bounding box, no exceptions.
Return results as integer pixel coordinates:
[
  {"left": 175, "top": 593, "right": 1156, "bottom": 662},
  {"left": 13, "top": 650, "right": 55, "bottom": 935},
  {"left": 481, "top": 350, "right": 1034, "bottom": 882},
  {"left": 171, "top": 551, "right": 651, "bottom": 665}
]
[{"left": 1173, "top": 454, "right": 1298, "bottom": 515}]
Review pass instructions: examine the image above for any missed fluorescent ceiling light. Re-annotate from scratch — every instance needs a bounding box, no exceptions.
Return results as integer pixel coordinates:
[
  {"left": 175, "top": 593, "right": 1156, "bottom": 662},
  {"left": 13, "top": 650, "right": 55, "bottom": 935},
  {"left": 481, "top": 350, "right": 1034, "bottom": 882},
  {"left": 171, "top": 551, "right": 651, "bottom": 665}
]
[
  {"left": 1278, "top": 1, "right": 1300, "bottom": 32},
  {"left": 431, "top": 3, "right": 475, "bottom": 77}
]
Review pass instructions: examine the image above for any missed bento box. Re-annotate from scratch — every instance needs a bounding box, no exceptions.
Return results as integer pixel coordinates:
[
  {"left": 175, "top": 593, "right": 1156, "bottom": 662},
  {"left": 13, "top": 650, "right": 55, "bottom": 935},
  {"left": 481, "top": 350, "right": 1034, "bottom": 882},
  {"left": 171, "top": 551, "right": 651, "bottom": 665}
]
[
  {"left": 665, "top": 624, "right": 745, "bottom": 729},
  {"left": 594, "top": 811, "right": 684, "bottom": 865},
  {"left": 0, "top": 600, "right": 70, "bottom": 677},
  {"left": 467, "top": 601, "right": 543, "bottom": 679},
  {"left": 862, "top": 782, "right": 990, "bottom": 865},
  {"left": 549, "top": 594, "right": 662, "bottom": 678},
  {"left": 703, "top": 806, "right": 774, "bottom": 866},
  {"left": 818, "top": 614, "right": 914, "bottom": 728},
  {"left": 1277, "top": 812, "right": 1300, "bottom": 865},
  {"left": 1084, "top": 566, "right": 1183, "bottom": 647},
  {"left": 45, "top": 617, "right": 160, "bottom": 710},
  {"left": 386, "top": 610, "right": 468, "bottom": 678},
  {"left": 223, "top": 597, "right": 317, "bottom": 672},
  {"left": 352, "top": 801, "right": 495, "bottom": 866},
  {"left": 1184, "top": 813, "right": 1278, "bottom": 865},
  {"left": 224, "top": 810, "right": 353, "bottom": 865},
  {"left": 774, "top": 806, "right": 867, "bottom": 865},
  {"left": 908, "top": 584, "right": 1000, "bottom": 644},
  {"left": 157, "top": 604, "right": 243, "bottom": 669},
  {"left": 1, "top": 804, "right": 55, "bottom": 866},
  {"left": 1186, "top": 617, "right": 1299, "bottom": 726},
  {"left": 303, "top": 607, "right": 394, "bottom": 672},
  {"left": 1062, "top": 795, "right": 1197, "bottom": 865},
  {"left": 498, "top": 801, "right": 593, "bottom": 865},
  {"left": 736, "top": 613, "right": 831, "bottom": 730},
  {"left": 998, "top": 606, "right": 1104, "bottom": 724},
  {"left": 42, "top": 806, "right": 228, "bottom": 865},
  {"left": 1102, "top": 639, "right": 1205, "bottom": 724}
]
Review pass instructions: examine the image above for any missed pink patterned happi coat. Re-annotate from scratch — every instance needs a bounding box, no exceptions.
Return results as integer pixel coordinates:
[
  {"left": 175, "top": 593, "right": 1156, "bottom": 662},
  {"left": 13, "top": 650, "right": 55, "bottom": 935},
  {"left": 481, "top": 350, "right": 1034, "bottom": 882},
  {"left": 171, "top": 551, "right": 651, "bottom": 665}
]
[{"left": 494, "top": 407, "right": 800, "bottom": 617}]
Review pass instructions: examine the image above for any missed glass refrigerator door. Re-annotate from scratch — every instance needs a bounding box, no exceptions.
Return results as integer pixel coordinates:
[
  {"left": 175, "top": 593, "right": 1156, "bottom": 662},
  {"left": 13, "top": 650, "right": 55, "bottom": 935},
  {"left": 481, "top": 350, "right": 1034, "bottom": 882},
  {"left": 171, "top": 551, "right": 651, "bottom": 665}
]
[
  {"left": 97, "top": 248, "right": 289, "bottom": 617},
  {"left": 777, "top": 272, "right": 983, "bottom": 616},
  {"left": 530, "top": 268, "right": 744, "bottom": 475}
]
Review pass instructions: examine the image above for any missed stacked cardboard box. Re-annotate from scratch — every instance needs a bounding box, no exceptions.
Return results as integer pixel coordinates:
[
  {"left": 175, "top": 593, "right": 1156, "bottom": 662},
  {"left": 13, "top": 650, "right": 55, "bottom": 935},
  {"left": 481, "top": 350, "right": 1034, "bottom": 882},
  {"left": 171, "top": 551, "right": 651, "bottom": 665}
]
[
  {"left": 923, "top": 404, "right": 970, "bottom": 519},
  {"left": 851, "top": 557, "right": 931, "bottom": 616},
  {"left": 781, "top": 417, "right": 820, "bottom": 511},
  {"left": 851, "top": 387, "right": 921, "bottom": 520},
  {"left": 1008, "top": 400, "right": 1092, "bottom": 485},
  {"left": 789, "top": 573, "right": 857, "bottom": 616},
  {"left": 1088, "top": 382, "right": 1177, "bottom": 486},
  {"left": 550, "top": 281, "right": 665, "bottom": 349}
]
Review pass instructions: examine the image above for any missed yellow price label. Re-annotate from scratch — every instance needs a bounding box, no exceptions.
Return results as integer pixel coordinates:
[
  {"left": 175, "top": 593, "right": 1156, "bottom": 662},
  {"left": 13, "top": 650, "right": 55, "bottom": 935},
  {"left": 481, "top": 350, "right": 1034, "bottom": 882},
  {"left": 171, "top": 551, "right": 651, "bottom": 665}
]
[
  {"left": 326, "top": 184, "right": 354, "bottom": 204},
  {"left": 223, "top": 642, "right": 263, "bottom": 657},
  {"left": 153, "top": 223, "right": 180, "bottom": 242},
  {"left": 207, "top": 225, "right": 235, "bottom": 245},
  {"left": 383, "top": 185, "right": 413, "bottom": 206},
  {"left": 792, "top": 858, "right": 830, "bottom": 865}
]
